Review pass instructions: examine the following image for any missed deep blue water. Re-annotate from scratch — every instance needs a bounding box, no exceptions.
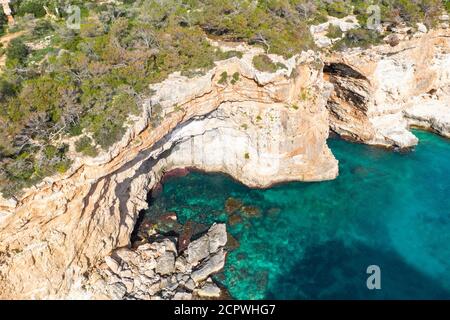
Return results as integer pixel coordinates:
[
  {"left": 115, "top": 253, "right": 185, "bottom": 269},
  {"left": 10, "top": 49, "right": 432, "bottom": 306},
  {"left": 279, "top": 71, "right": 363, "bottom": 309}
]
[{"left": 145, "top": 130, "right": 450, "bottom": 299}]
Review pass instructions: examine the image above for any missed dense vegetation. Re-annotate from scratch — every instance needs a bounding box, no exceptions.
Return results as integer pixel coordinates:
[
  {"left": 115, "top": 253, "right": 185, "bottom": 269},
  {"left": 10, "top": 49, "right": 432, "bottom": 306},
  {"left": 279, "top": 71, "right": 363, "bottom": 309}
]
[{"left": 0, "top": 0, "right": 448, "bottom": 198}]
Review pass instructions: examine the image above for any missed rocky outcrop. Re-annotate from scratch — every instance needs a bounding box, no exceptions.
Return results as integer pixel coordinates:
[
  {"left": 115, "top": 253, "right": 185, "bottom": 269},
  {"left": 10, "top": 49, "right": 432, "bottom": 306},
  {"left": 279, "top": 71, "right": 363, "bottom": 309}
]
[
  {"left": 80, "top": 224, "right": 228, "bottom": 300},
  {"left": 0, "top": 44, "right": 337, "bottom": 299},
  {"left": 324, "top": 28, "right": 450, "bottom": 148}
]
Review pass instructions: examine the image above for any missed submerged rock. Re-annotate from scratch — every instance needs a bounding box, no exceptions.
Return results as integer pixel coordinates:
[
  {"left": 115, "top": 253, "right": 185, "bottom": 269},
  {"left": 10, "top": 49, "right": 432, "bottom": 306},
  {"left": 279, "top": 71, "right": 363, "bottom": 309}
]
[
  {"left": 266, "top": 208, "right": 281, "bottom": 217},
  {"left": 228, "top": 214, "right": 243, "bottom": 226},
  {"left": 225, "top": 197, "right": 243, "bottom": 214},
  {"left": 225, "top": 233, "right": 240, "bottom": 251},
  {"left": 241, "top": 206, "right": 261, "bottom": 218}
]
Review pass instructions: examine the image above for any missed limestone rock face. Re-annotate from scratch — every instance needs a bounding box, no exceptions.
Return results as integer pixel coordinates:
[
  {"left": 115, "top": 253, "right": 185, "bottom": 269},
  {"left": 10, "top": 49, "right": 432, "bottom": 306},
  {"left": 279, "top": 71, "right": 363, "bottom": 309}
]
[
  {"left": 325, "top": 28, "right": 450, "bottom": 148},
  {"left": 0, "top": 46, "right": 337, "bottom": 299}
]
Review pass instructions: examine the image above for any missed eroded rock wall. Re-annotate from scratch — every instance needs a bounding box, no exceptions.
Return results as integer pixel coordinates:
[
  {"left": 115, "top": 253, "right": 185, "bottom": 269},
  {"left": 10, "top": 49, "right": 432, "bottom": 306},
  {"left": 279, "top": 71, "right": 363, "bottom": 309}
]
[
  {"left": 325, "top": 29, "right": 450, "bottom": 148},
  {"left": 0, "top": 47, "right": 337, "bottom": 299}
]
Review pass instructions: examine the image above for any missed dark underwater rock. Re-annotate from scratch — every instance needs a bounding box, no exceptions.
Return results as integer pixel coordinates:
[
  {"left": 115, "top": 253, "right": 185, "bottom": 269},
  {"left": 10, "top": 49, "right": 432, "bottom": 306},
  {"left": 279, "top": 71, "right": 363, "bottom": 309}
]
[{"left": 224, "top": 197, "right": 243, "bottom": 214}]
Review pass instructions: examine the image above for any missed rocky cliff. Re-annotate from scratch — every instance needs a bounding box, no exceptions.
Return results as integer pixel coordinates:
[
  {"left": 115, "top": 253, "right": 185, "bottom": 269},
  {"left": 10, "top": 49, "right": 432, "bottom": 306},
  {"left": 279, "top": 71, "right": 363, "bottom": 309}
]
[
  {"left": 0, "top": 27, "right": 449, "bottom": 299},
  {"left": 0, "top": 45, "right": 337, "bottom": 299},
  {"left": 324, "top": 28, "right": 450, "bottom": 149}
]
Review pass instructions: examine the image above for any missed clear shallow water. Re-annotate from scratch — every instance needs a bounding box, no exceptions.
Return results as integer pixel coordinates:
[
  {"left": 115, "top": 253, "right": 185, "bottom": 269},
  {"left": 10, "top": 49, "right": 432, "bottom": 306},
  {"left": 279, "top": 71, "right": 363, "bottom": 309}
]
[{"left": 145, "top": 131, "right": 450, "bottom": 299}]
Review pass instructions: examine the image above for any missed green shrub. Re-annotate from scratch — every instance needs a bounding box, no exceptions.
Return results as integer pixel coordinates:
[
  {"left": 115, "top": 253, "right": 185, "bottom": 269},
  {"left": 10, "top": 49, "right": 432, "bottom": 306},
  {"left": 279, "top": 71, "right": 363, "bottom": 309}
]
[
  {"left": 326, "top": 1, "right": 352, "bottom": 18},
  {"left": 6, "top": 38, "right": 30, "bottom": 67},
  {"left": 0, "top": 12, "right": 7, "bottom": 37},
  {"left": 0, "top": 80, "right": 16, "bottom": 102},
  {"left": 149, "top": 103, "right": 163, "bottom": 129},
  {"left": 218, "top": 71, "right": 228, "bottom": 85},
  {"left": 252, "top": 54, "right": 287, "bottom": 73},
  {"left": 75, "top": 136, "right": 98, "bottom": 157},
  {"left": 217, "top": 50, "right": 244, "bottom": 60},
  {"left": 326, "top": 24, "right": 343, "bottom": 39},
  {"left": 0, "top": 143, "right": 71, "bottom": 198},
  {"left": 332, "top": 28, "right": 383, "bottom": 50},
  {"left": 32, "top": 19, "right": 55, "bottom": 37},
  {"left": 231, "top": 72, "right": 240, "bottom": 85},
  {"left": 17, "top": 0, "right": 47, "bottom": 18},
  {"left": 253, "top": 54, "right": 279, "bottom": 73}
]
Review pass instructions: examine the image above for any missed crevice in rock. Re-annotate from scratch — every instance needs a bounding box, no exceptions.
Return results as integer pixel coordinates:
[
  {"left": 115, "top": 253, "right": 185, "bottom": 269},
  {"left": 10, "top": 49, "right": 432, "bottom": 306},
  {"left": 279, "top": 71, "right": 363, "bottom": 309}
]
[
  {"left": 323, "top": 62, "right": 368, "bottom": 80},
  {"left": 323, "top": 61, "right": 374, "bottom": 143}
]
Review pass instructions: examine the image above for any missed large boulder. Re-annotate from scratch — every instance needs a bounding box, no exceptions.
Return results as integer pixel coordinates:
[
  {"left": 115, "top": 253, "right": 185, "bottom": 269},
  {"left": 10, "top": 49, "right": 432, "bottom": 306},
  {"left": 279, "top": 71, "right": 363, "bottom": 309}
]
[
  {"left": 186, "top": 223, "right": 227, "bottom": 264},
  {"left": 191, "top": 249, "right": 227, "bottom": 283},
  {"left": 208, "top": 223, "right": 227, "bottom": 253}
]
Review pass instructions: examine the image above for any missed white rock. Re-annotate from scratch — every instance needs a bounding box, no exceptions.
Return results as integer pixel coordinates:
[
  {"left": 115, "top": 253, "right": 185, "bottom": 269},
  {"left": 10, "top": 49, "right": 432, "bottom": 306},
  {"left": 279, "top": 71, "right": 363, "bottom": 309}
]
[
  {"left": 141, "top": 257, "right": 157, "bottom": 270},
  {"left": 186, "top": 223, "right": 227, "bottom": 265},
  {"left": 120, "top": 269, "right": 133, "bottom": 279},
  {"left": 173, "top": 292, "right": 193, "bottom": 300},
  {"left": 416, "top": 23, "right": 427, "bottom": 33},
  {"left": 148, "top": 282, "right": 161, "bottom": 295},
  {"left": 404, "top": 98, "right": 450, "bottom": 138},
  {"left": 310, "top": 23, "right": 330, "bottom": 34},
  {"left": 108, "top": 282, "right": 127, "bottom": 299},
  {"left": 175, "top": 256, "right": 189, "bottom": 273},
  {"left": 208, "top": 223, "right": 227, "bottom": 253},
  {"left": 156, "top": 251, "right": 175, "bottom": 275},
  {"left": 105, "top": 256, "right": 121, "bottom": 275},
  {"left": 191, "top": 249, "right": 226, "bottom": 283},
  {"left": 184, "top": 278, "right": 196, "bottom": 291},
  {"left": 316, "top": 37, "right": 332, "bottom": 48},
  {"left": 115, "top": 248, "right": 138, "bottom": 262},
  {"left": 196, "top": 283, "right": 221, "bottom": 298},
  {"left": 144, "top": 269, "right": 155, "bottom": 278},
  {"left": 186, "top": 236, "right": 210, "bottom": 265},
  {"left": 122, "top": 278, "right": 134, "bottom": 293}
]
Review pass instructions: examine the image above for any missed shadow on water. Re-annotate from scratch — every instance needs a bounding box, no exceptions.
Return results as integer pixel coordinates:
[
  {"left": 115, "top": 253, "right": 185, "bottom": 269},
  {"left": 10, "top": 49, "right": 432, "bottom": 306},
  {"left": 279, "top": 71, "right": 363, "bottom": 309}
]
[{"left": 265, "top": 240, "right": 450, "bottom": 300}]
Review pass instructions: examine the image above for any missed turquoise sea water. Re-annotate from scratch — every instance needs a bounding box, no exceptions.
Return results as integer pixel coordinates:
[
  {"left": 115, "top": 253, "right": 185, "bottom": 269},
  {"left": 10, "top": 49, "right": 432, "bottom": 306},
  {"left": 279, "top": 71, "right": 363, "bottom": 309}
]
[{"left": 145, "top": 131, "right": 450, "bottom": 299}]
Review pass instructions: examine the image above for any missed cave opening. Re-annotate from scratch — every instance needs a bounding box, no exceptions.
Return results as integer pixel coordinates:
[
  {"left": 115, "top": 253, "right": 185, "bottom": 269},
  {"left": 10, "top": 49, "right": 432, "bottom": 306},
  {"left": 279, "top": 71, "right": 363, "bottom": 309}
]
[{"left": 323, "top": 62, "right": 368, "bottom": 80}]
